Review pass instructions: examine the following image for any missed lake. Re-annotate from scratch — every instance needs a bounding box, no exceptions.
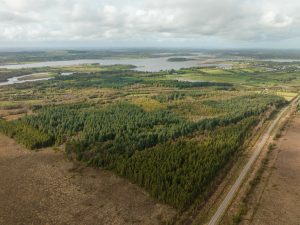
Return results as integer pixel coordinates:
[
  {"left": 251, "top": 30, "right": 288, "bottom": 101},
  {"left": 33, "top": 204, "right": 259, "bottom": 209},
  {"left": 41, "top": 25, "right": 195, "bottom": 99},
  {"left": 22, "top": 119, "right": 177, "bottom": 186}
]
[
  {"left": 0, "top": 57, "right": 227, "bottom": 72},
  {"left": 0, "top": 56, "right": 233, "bottom": 86}
]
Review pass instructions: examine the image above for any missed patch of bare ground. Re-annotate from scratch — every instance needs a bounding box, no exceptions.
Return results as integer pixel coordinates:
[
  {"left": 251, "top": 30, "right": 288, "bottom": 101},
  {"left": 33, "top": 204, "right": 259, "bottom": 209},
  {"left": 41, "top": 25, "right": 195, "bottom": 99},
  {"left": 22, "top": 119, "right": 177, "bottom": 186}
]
[
  {"left": 248, "top": 114, "right": 300, "bottom": 225},
  {"left": 0, "top": 108, "right": 32, "bottom": 121},
  {"left": 223, "top": 112, "right": 300, "bottom": 225},
  {"left": 0, "top": 134, "right": 176, "bottom": 225}
]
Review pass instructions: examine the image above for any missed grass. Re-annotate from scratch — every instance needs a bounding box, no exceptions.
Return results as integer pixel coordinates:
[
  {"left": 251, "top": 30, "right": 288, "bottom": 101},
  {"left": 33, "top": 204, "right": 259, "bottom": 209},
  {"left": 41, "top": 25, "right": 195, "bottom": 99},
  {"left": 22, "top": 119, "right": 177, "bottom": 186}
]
[
  {"left": 168, "top": 99, "right": 222, "bottom": 121},
  {"left": 200, "top": 68, "right": 233, "bottom": 75},
  {"left": 177, "top": 73, "right": 248, "bottom": 84},
  {"left": 165, "top": 66, "right": 300, "bottom": 88},
  {"left": 254, "top": 90, "right": 298, "bottom": 101},
  {"left": 18, "top": 72, "right": 54, "bottom": 81},
  {"left": 231, "top": 143, "right": 274, "bottom": 225},
  {"left": 274, "top": 91, "right": 298, "bottom": 101},
  {"left": 131, "top": 97, "right": 165, "bottom": 111}
]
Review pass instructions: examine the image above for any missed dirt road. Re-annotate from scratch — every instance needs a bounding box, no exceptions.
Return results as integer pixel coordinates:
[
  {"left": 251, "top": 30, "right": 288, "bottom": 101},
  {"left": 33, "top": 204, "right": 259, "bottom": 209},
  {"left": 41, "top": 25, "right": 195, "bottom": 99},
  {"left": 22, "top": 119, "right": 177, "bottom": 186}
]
[{"left": 0, "top": 134, "right": 175, "bottom": 225}]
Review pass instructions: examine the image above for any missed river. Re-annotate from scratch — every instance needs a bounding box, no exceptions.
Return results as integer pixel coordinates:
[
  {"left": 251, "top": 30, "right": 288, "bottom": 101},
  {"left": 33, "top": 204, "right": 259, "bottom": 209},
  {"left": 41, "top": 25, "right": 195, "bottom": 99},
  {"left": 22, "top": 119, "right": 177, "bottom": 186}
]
[{"left": 0, "top": 74, "right": 53, "bottom": 86}]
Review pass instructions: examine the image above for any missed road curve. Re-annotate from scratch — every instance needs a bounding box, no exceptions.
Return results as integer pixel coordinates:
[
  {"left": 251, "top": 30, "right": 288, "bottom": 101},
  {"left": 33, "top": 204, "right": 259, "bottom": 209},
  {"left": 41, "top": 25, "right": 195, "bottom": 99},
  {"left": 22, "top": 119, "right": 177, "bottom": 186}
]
[{"left": 207, "top": 96, "right": 299, "bottom": 225}]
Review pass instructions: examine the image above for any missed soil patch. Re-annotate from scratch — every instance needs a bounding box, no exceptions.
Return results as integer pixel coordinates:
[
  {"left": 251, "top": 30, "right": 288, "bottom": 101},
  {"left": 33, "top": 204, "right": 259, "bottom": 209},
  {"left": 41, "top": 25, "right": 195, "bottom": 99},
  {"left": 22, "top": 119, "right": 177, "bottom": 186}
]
[
  {"left": 0, "top": 134, "right": 175, "bottom": 225},
  {"left": 248, "top": 115, "right": 300, "bottom": 225}
]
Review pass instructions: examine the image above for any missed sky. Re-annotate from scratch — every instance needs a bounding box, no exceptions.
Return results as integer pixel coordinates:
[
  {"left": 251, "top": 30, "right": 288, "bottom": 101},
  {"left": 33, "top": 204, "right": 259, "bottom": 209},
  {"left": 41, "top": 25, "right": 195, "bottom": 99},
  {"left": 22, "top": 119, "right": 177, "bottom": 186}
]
[{"left": 0, "top": 0, "right": 299, "bottom": 49}]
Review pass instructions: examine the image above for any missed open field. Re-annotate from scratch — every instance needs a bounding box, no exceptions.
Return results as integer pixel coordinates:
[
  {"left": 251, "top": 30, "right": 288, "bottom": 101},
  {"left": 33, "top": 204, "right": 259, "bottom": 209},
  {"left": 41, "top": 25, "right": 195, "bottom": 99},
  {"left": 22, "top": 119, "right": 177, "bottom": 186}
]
[
  {"left": 0, "top": 134, "right": 175, "bottom": 225},
  {"left": 243, "top": 114, "right": 300, "bottom": 225}
]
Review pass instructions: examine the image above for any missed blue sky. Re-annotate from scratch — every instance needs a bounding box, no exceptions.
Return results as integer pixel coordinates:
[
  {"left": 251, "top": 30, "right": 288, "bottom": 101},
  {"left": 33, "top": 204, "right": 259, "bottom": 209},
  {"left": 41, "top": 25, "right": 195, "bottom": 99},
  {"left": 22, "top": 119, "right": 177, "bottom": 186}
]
[{"left": 0, "top": 0, "right": 299, "bottom": 48}]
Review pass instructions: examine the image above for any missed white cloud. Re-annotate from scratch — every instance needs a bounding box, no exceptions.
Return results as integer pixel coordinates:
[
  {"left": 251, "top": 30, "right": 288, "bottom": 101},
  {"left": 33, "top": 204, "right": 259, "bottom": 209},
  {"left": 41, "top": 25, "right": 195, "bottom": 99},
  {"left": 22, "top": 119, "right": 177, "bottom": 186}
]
[
  {"left": 0, "top": 0, "right": 299, "bottom": 46},
  {"left": 261, "top": 12, "right": 293, "bottom": 28}
]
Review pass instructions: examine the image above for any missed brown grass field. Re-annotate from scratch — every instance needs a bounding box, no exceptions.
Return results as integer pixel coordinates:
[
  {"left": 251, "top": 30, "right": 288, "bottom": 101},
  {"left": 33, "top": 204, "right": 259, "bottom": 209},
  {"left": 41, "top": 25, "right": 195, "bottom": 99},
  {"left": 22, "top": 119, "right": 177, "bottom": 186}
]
[
  {"left": 0, "top": 134, "right": 175, "bottom": 225},
  {"left": 243, "top": 114, "right": 300, "bottom": 225}
]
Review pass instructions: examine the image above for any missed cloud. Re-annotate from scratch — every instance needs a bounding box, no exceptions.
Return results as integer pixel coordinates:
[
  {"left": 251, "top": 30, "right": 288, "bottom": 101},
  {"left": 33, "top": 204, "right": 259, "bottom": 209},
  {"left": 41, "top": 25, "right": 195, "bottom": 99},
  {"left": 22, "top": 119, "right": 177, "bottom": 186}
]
[
  {"left": 261, "top": 12, "right": 293, "bottom": 28},
  {"left": 0, "top": 0, "right": 299, "bottom": 46}
]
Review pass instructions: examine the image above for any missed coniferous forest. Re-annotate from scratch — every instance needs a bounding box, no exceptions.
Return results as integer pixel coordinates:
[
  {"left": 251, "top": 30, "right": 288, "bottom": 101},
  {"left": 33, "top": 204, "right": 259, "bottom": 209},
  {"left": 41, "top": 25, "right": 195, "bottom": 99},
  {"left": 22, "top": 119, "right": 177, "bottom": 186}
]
[{"left": 0, "top": 89, "right": 286, "bottom": 209}]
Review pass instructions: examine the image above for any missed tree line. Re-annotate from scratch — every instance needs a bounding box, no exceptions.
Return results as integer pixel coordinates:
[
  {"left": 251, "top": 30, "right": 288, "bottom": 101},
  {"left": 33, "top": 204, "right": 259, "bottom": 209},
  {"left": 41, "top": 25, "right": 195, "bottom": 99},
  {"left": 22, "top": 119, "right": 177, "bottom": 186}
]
[{"left": 0, "top": 119, "right": 53, "bottom": 149}]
